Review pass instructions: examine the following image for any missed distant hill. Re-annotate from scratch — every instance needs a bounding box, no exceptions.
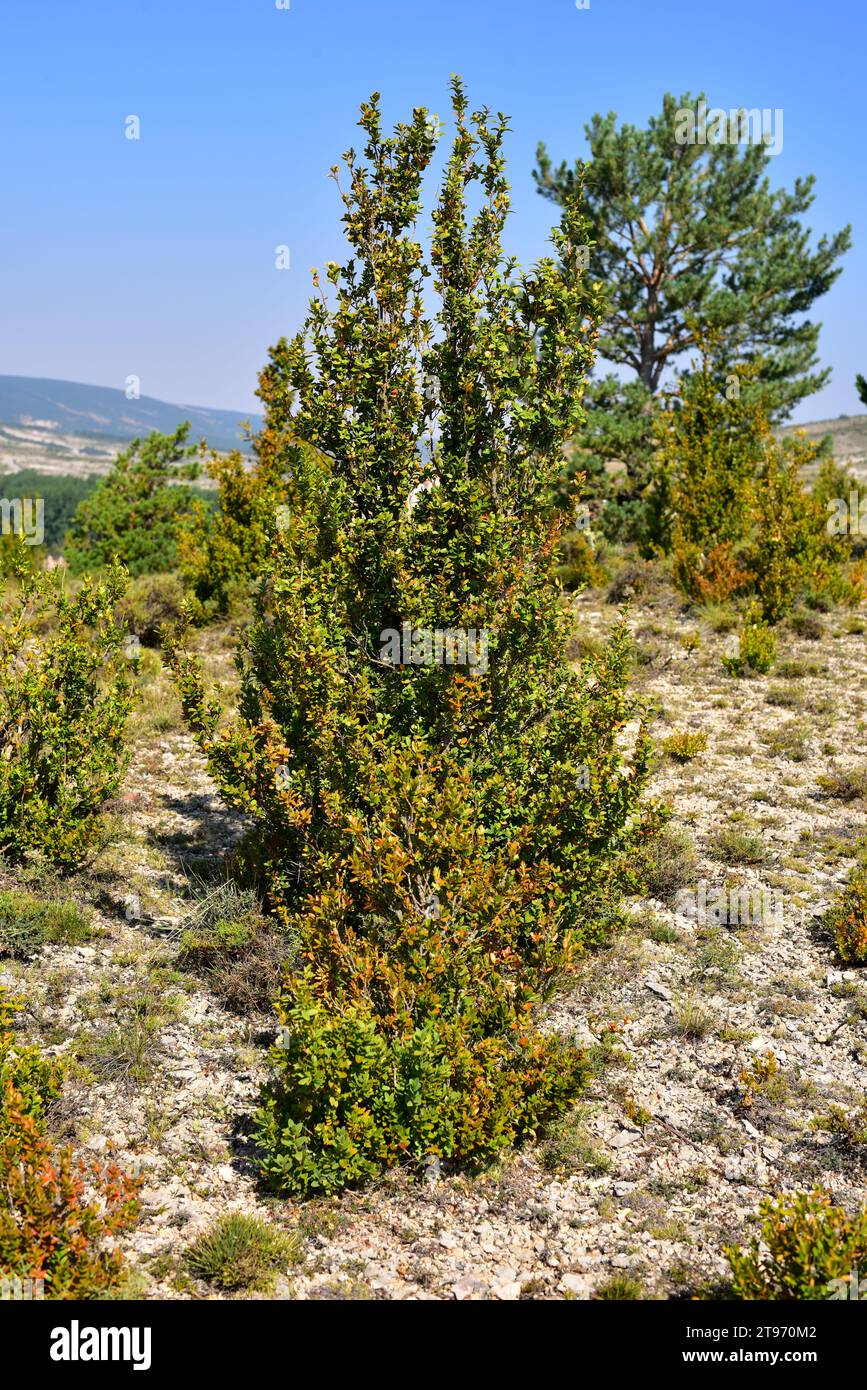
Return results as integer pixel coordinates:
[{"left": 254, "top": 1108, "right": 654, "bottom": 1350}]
[
  {"left": 0, "top": 376, "right": 262, "bottom": 476},
  {"left": 778, "top": 412, "right": 867, "bottom": 478}
]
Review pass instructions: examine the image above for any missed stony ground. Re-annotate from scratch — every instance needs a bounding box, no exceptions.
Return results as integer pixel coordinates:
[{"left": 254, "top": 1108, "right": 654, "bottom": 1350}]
[{"left": 4, "top": 583, "right": 867, "bottom": 1300}]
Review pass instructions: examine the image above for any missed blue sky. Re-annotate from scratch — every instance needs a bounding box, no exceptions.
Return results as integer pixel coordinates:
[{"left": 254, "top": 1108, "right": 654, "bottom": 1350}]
[{"left": 1, "top": 0, "right": 864, "bottom": 422}]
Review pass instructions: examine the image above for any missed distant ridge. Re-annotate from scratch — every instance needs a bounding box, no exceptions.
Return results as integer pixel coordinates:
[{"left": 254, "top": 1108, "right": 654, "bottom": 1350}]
[{"left": 0, "top": 375, "right": 262, "bottom": 455}]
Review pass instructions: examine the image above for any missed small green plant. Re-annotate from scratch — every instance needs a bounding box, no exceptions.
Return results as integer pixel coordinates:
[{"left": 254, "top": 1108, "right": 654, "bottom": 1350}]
[
  {"left": 776, "top": 659, "right": 820, "bottom": 678},
  {"left": 0, "top": 890, "right": 92, "bottom": 960},
  {"left": 736, "top": 1051, "right": 780, "bottom": 1109},
  {"left": 765, "top": 683, "right": 804, "bottom": 709},
  {"left": 186, "top": 1213, "right": 301, "bottom": 1290},
  {"left": 644, "top": 915, "right": 682, "bottom": 944},
  {"left": 661, "top": 730, "right": 708, "bottom": 762},
  {"left": 698, "top": 603, "right": 739, "bottom": 634},
  {"left": 726, "top": 1190, "right": 867, "bottom": 1299},
  {"left": 693, "top": 927, "right": 741, "bottom": 983},
  {"left": 812, "top": 1103, "right": 867, "bottom": 1149},
  {"left": 722, "top": 608, "right": 776, "bottom": 677},
  {"left": 817, "top": 770, "right": 867, "bottom": 803},
  {"left": 623, "top": 1094, "right": 653, "bottom": 1127},
  {"left": 826, "top": 864, "right": 867, "bottom": 966},
  {"left": 763, "top": 721, "right": 810, "bottom": 763},
  {"left": 0, "top": 989, "right": 64, "bottom": 1122},
  {"left": 789, "top": 610, "right": 824, "bottom": 640}
]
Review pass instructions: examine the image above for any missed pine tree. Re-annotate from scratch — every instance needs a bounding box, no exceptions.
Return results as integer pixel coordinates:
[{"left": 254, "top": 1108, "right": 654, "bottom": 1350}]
[
  {"left": 535, "top": 92, "right": 851, "bottom": 417},
  {"left": 65, "top": 425, "right": 202, "bottom": 577}
]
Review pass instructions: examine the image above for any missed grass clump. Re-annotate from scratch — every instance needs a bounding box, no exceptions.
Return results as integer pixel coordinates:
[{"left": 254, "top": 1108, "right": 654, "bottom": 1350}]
[
  {"left": 0, "top": 889, "right": 92, "bottom": 960},
  {"left": 693, "top": 927, "right": 741, "bottom": 984},
  {"left": 726, "top": 1190, "right": 867, "bottom": 1300},
  {"left": 186, "top": 1213, "right": 301, "bottom": 1291},
  {"left": 673, "top": 995, "right": 713, "bottom": 1040},
  {"left": 635, "top": 823, "right": 699, "bottom": 901},
  {"left": 710, "top": 826, "right": 767, "bottom": 865},
  {"left": 765, "top": 684, "right": 804, "bottom": 709},
  {"left": 77, "top": 990, "right": 176, "bottom": 1087},
  {"left": 697, "top": 603, "right": 738, "bottom": 634},
  {"left": 788, "top": 611, "right": 824, "bottom": 641},
  {"left": 177, "top": 882, "right": 299, "bottom": 1015},
  {"left": 812, "top": 1103, "right": 867, "bottom": 1149},
  {"left": 538, "top": 1109, "right": 612, "bottom": 1177},
  {"left": 594, "top": 1273, "right": 644, "bottom": 1300}
]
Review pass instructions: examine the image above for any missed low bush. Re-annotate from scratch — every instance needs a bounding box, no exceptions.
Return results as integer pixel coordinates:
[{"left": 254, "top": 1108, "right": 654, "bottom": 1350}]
[
  {"left": 672, "top": 540, "right": 752, "bottom": 605},
  {"left": 116, "top": 572, "right": 187, "bottom": 647},
  {"left": 556, "top": 528, "right": 605, "bottom": 591},
  {"left": 817, "top": 770, "right": 867, "bottom": 803},
  {"left": 661, "top": 730, "right": 708, "bottom": 762},
  {"left": 788, "top": 610, "right": 824, "bottom": 640},
  {"left": 697, "top": 603, "right": 739, "bottom": 635},
  {"left": 726, "top": 1190, "right": 867, "bottom": 1299},
  {"left": 826, "top": 864, "right": 867, "bottom": 966},
  {"left": 0, "top": 889, "right": 92, "bottom": 959},
  {"left": 0, "top": 560, "right": 135, "bottom": 867},
  {"left": 606, "top": 559, "right": 666, "bottom": 606},
  {"left": 0, "top": 989, "right": 63, "bottom": 1123},
  {"left": 812, "top": 1103, "right": 867, "bottom": 1149},
  {"left": 0, "top": 988, "right": 139, "bottom": 1298}
]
